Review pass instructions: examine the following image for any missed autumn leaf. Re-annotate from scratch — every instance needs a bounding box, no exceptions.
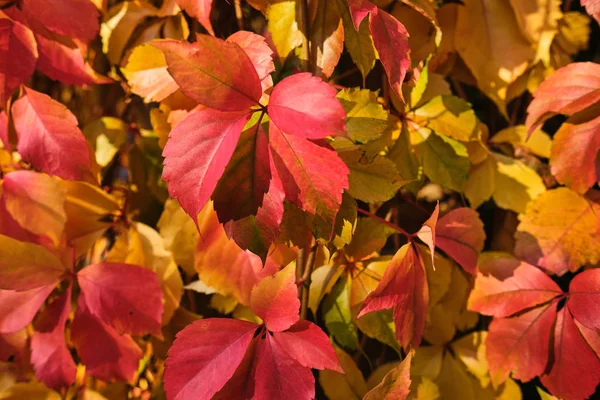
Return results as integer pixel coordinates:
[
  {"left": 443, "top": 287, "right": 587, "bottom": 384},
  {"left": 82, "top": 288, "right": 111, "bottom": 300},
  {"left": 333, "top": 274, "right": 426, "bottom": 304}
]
[{"left": 175, "top": 0, "right": 214, "bottom": 35}]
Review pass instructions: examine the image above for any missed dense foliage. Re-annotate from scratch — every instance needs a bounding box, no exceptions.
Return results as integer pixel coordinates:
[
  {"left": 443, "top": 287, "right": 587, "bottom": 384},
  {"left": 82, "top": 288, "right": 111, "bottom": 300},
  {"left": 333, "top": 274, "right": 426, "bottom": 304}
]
[{"left": 1, "top": 0, "right": 599, "bottom": 399}]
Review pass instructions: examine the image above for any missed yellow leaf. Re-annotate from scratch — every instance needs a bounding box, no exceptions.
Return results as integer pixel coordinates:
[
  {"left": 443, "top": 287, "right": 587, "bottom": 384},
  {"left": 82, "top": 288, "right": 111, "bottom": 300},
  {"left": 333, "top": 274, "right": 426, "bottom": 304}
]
[
  {"left": 357, "top": 309, "right": 402, "bottom": 355},
  {"left": 157, "top": 199, "right": 198, "bottom": 277},
  {"left": 319, "top": 345, "right": 368, "bottom": 400},
  {"left": 0, "top": 383, "right": 61, "bottom": 400},
  {"left": 308, "top": 264, "right": 344, "bottom": 314},
  {"left": 364, "top": 354, "right": 412, "bottom": 400},
  {"left": 409, "top": 377, "right": 440, "bottom": 400},
  {"left": 337, "top": 88, "right": 389, "bottom": 143},
  {"left": 210, "top": 294, "right": 238, "bottom": 314},
  {"left": 83, "top": 117, "right": 127, "bottom": 167},
  {"left": 493, "top": 152, "right": 546, "bottom": 213},
  {"left": 490, "top": 125, "right": 552, "bottom": 158},
  {"left": 150, "top": 105, "right": 171, "bottom": 149},
  {"left": 464, "top": 155, "right": 496, "bottom": 209},
  {"left": 412, "top": 345, "right": 443, "bottom": 380},
  {"left": 411, "top": 96, "right": 478, "bottom": 142},
  {"left": 391, "top": 0, "right": 440, "bottom": 65},
  {"left": 455, "top": 0, "right": 535, "bottom": 112},
  {"left": 336, "top": 0, "right": 376, "bottom": 81},
  {"left": 451, "top": 331, "right": 490, "bottom": 389},
  {"left": 122, "top": 42, "right": 179, "bottom": 103},
  {"left": 101, "top": 1, "right": 157, "bottom": 65},
  {"left": 515, "top": 187, "right": 600, "bottom": 275},
  {"left": 436, "top": 352, "right": 475, "bottom": 400},
  {"left": 267, "top": 0, "right": 304, "bottom": 61},
  {"left": 2, "top": 172, "right": 66, "bottom": 247}
]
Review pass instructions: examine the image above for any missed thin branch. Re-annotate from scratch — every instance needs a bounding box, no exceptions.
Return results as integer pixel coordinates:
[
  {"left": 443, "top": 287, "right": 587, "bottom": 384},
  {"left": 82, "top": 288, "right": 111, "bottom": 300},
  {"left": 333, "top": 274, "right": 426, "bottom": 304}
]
[
  {"left": 233, "top": 0, "right": 244, "bottom": 30},
  {"left": 299, "top": 241, "right": 317, "bottom": 320},
  {"left": 299, "top": 0, "right": 311, "bottom": 71},
  {"left": 357, "top": 207, "right": 412, "bottom": 238}
]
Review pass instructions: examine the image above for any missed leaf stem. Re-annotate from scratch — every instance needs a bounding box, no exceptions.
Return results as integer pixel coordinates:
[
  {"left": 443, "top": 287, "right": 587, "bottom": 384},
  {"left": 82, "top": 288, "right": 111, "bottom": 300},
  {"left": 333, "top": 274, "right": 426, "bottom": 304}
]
[
  {"left": 299, "top": 0, "right": 312, "bottom": 71},
  {"left": 299, "top": 242, "right": 317, "bottom": 320},
  {"left": 233, "top": 0, "right": 244, "bottom": 30},
  {"left": 357, "top": 207, "right": 412, "bottom": 238}
]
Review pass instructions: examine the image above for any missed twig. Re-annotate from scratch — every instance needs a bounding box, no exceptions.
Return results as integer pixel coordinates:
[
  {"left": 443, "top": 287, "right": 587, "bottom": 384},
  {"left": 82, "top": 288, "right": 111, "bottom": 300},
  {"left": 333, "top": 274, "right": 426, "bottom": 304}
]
[
  {"left": 299, "top": 0, "right": 311, "bottom": 71},
  {"left": 299, "top": 243, "right": 317, "bottom": 320},
  {"left": 357, "top": 207, "right": 412, "bottom": 238},
  {"left": 233, "top": 0, "right": 244, "bottom": 30}
]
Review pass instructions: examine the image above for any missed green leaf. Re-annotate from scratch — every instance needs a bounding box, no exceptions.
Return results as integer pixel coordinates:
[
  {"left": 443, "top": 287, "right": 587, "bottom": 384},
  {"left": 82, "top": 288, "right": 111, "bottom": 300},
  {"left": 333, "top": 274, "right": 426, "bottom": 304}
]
[
  {"left": 323, "top": 275, "right": 359, "bottom": 349},
  {"left": 337, "top": 88, "right": 389, "bottom": 143},
  {"left": 340, "top": 150, "right": 408, "bottom": 203},
  {"left": 356, "top": 309, "right": 402, "bottom": 355},
  {"left": 415, "top": 131, "right": 470, "bottom": 192},
  {"left": 388, "top": 123, "right": 423, "bottom": 193},
  {"left": 333, "top": 192, "right": 358, "bottom": 249},
  {"left": 336, "top": 0, "right": 377, "bottom": 80},
  {"left": 345, "top": 217, "right": 397, "bottom": 260}
]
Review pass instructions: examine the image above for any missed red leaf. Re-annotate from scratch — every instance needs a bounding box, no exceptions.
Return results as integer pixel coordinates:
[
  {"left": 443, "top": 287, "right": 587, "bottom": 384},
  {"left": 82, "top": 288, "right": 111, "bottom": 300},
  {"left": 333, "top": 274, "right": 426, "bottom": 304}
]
[
  {"left": 369, "top": 9, "right": 410, "bottom": 102},
  {"left": 582, "top": 0, "right": 600, "bottom": 22},
  {"left": 363, "top": 353, "right": 412, "bottom": 400},
  {"left": 252, "top": 334, "right": 315, "bottom": 400},
  {"left": 272, "top": 320, "right": 342, "bottom": 372},
  {"left": 249, "top": 263, "right": 300, "bottom": 332},
  {"left": 435, "top": 208, "right": 485, "bottom": 275},
  {"left": 21, "top": 0, "right": 99, "bottom": 43},
  {"left": 213, "top": 124, "right": 271, "bottom": 223},
  {"left": 227, "top": 31, "right": 275, "bottom": 94},
  {"left": 346, "top": 0, "right": 377, "bottom": 30},
  {"left": 0, "top": 285, "right": 55, "bottom": 333},
  {"left": 154, "top": 37, "right": 262, "bottom": 111},
  {"left": 162, "top": 108, "right": 251, "bottom": 222},
  {"left": 358, "top": 244, "right": 428, "bottom": 349},
  {"left": 468, "top": 262, "right": 562, "bottom": 317},
  {"left": 269, "top": 122, "right": 349, "bottom": 234},
  {"left": 70, "top": 293, "right": 142, "bottom": 382},
  {"left": 540, "top": 308, "right": 600, "bottom": 400},
  {"left": 164, "top": 318, "right": 258, "bottom": 400},
  {"left": 0, "top": 330, "right": 28, "bottom": 363},
  {"left": 0, "top": 110, "right": 9, "bottom": 149},
  {"left": 268, "top": 73, "right": 346, "bottom": 139},
  {"left": 175, "top": 0, "right": 214, "bottom": 36},
  {"left": 415, "top": 203, "right": 438, "bottom": 266},
  {"left": 567, "top": 268, "right": 600, "bottom": 331},
  {"left": 5, "top": 7, "right": 110, "bottom": 86},
  {"left": 0, "top": 12, "right": 37, "bottom": 105},
  {"left": 550, "top": 115, "right": 600, "bottom": 194},
  {"left": 486, "top": 300, "right": 557, "bottom": 385},
  {"left": 526, "top": 62, "right": 600, "bottom": 133},
  {"left": 77, "top": 262, "right": 163, "bottom": 336},
  {"left": 30, "top": 287, "right": 76, "bottom": 390},
  {"left": 12, "top": 87, "right": 92, "bottom": 180}
]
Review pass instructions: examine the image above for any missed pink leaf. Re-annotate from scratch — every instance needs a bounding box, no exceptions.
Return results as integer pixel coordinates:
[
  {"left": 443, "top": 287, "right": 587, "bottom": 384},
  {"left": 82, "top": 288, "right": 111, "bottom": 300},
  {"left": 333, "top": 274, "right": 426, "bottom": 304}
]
[
  {"left": 0, "top": 285, "right": 55, "bottom": 333},
  {"left": 249, "top": 263, "right": 300, "bottom": 332},
  {"left": 526, "top": 62, "right": 600, "bottom": 134},
  {"left": 468, "top": 262, "right": 562, "bottom": 318},
  {"left": 269, "top": 122, "right": 349, "bottom": 235},
  {"left": 272, "top": 320, "right": 342, "bottom": 372},
  {"left": 253, "top": 334, "right": 315, "bottom": 400},
  {"left": 0, "top": 110, "right": 9, "bottom": 149},
  {"left": 540, "top": 308, "right": 600, "bottom": 400},
  {"left": 175, "top": 0, "right": 214, "bottom": 36},
  {"left": 70, "top": 293, "right": 142, "bottom": 382},
  {"left": 21, "top": 0, "right": 100, "bottom": 43},
  {"left": 435, "top": 208, "right": 486, "bottom": 275},
  {"left": 5, "top": 7, "right": 110, "bottom": 85},
  {"left": 164, "top": 318, "right": 258, "bottom": 400},
  {"left": 582, "top": 0, "right": 600, "bottom": 22},
  {"left": 268, "top": 73, "right": 346, "bottom": 139},
  {"left": 567, "top": 268, "right": 600, "bottom": 331},
  {"left": 0, "top": 11, "right": 38, "bottom": 105},
  {"left": 162, "top": 108, "right": 251, "bottom": 222},
  {"left": 227, "top": 31, "right": 275, "bottom": 94},
  {"left": 12, "top": 87, "right": 92, "bottom": 181},
  {"left": 486, "top": 300, "right": 557, "bottom": 385},
  {"left": 31, "top": 287, "right": 76, "bottom": 390},
  {"left": 369, "top": 9, "right": 410, "bottom": 102},
  {"left": 154, "top": 37, "right": 262, "bottom": 111},
  {"left": 346, "top": 0, "right": 377, "bottom": 30},
  {"left": 77, "top": 262, "right": 164, "bottom": 336}
]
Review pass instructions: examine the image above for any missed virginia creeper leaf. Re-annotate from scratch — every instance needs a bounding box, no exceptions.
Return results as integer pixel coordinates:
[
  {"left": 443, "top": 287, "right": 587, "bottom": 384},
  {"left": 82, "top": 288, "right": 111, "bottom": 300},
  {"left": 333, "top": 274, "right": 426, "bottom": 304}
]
[
  {"left": 415, "top": 204, "right": 439, "bottom": 266},
  {"left": 336, "top": 0, "right": 376, "bottom": 80},
  {"left": 435, "top": 208, "right": 485, "bottom": 275},
  {"left": 268, "top": 73, "right": 347, "bottom": 139},
  {"left": 526, "top": 62, "right": 600, "bottom": 133},
  {"left": 0, "top": 12, "right": 37, "bottom": 105},
  {"left": 70, "top": 294, "right": 142, "bottom": 382},
  {"left": 175, "top": 0, "right": 214, "bottom": 35},
  {"left": 249, "top": 263, "right": 300, "bottom": 332},
  {"left": 77, "top": 262, "right": 164, "bottom": 336},
  {"left": 0, "top": 285, "right": 55, "bottom": 333},
  {"left": 161, "top": 108, "right": 252, "bottom": 223},
  {"left": 515, "top": 188, "right": 600, "bottom": 275},
  {"left": 154, "top": 37, "right": 262, "bottom": 111},
  {"left": 567, "top": 268, "right": 600, "bottom": 331},
  {"left": 582, "top": 0, "right": 600, "bottom": 22},
  {"left": 12, "top": 87, "right": 92, "bottom": 181},
  {"left": 269, "top": 122, "right": 349, "bottom": 236},
  {"left": 30, "top": 287, "right": 76, "bottom": 390},
  {"left": 0, "top": 234, "right": 65, "bottom": 291},
  {"left": 226, "top": 31, "right": 275, "bottom": 94},
  {"left": 311, "top": 0, "right": 344, "bottom": 78},
  {"left": 164, "top": 318, "right": 258, "bottom": 400},
  {"left": 363, "top": 353, "right": 411, "bottom": 400},
  {"left": 21, "top": 0, "right": 100, "bottom": 43},
  {"left": 266, "top": 0, "right": 304, "bottom": 61}
]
